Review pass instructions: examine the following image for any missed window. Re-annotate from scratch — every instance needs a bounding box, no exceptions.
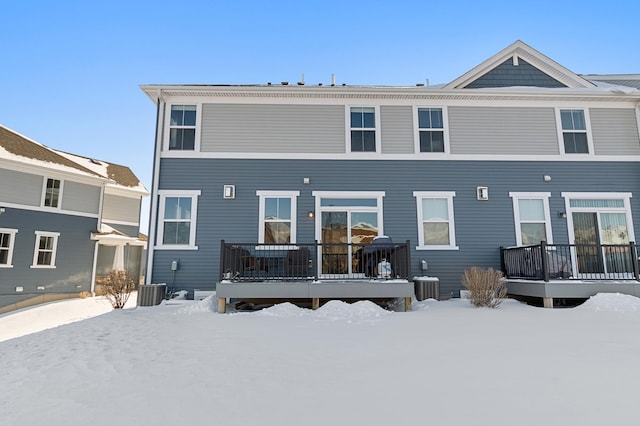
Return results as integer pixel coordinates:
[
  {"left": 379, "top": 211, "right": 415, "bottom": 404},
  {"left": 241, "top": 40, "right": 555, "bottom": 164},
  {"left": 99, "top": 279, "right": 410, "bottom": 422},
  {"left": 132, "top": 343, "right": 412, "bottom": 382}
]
[
  {"left": 558, "top": 109, "right": 590, "bottom": 154},
  {"left": 413, "top": 192, "right": 457, "bottom": 250},
  {"left": 32, "top": 231, "right": 60, "bottom": 268},
  {"left": 350, "top": 107, "right": 377, "bottom": 152},
  {"left": 417, "top": 108, "right": 445, "bottom": 152},
  {"left": 169, "top": 105, "right": 197, "bottom": 150},
  {"left": 157, "top": 190, "right": 201, "bottom": 249},
  {"left": 509, "top": 193, "right": 552, "bottom": 246},
  {"left": 0, "top": 228, "right": 18, "bottom": 267},
  {"left": 257, "top": 191, "right": 299, "bottom": 244},
  {"left": 43, "top": 178, "right": 62, "bottom": 208}
]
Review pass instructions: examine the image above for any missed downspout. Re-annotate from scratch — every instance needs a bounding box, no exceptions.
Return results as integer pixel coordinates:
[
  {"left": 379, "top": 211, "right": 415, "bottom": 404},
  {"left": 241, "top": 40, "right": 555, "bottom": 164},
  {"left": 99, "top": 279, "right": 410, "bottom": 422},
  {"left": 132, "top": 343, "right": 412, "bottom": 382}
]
[
  {"left": 90, "top": 183, "right": 106, "bottom": 296},
  {"left": 145, "top": 90, "right": 164, "bottom": 284}
]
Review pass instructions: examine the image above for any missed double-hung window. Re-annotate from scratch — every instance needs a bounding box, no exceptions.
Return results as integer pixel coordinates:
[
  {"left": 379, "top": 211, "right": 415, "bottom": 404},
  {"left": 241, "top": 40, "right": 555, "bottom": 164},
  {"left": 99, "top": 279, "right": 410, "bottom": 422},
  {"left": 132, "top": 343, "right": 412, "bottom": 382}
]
[
  {"left": 350, "top": 107, "right": 377, "bottom": 152},
  {"left": 413, "top": 192, "right": 457, "bottom": 250},
  {"left": 0, "top": 228, "right": 18, "bottom": 267},
  {"left": 169, "top": 105, "right": 197, "bottom": 150},
  {"left": 32, "top": 231, "right": 60, "bottom": 268},
  {"left": 257, "top": 191, "right": 299, "bottom": 244},
  {"left": 43, "top": 178, "right": 62, "bottom": 208},
  {"left": 157, "top": 190, "right": 201, "bottom": 249},
  {"left": 417, "top": 107, "right": 445, "bottom": 153},
  {"left": 558, "top": 109, "right": 590, "bottom": 154},
  {"left": 510, "top": 193, "right": 552, "bottom": 246}
]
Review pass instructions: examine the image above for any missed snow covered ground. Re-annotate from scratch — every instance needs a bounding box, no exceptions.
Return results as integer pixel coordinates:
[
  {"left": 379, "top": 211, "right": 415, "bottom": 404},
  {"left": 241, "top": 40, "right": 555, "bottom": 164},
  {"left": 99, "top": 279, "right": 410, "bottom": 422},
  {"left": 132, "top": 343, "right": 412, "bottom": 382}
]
[{"left": 1, "top": 293, "right": 640, "bottom": 426}]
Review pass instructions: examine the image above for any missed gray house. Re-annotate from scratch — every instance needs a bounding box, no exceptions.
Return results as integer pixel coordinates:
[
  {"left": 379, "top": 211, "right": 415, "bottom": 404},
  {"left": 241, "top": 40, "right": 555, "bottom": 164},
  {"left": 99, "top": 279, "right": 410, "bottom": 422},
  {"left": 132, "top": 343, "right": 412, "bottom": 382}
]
[
  {"left": 0, "top": 126, "right": 148, "bottom": 313},
  {"left": 141, "top": 40, "right": 640, "bottom": 310}
]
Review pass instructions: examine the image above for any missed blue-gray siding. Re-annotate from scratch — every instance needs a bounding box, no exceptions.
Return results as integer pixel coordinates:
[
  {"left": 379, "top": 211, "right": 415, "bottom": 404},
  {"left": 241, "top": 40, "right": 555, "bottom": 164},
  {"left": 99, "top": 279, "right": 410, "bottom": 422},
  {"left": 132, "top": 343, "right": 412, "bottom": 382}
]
[
  {"left": 150, "top": 158, "right": 640, "bottom": 297},
  {"left": 465, "top": 58, "right": 567, "bottom": 88},
  {"left": 0, "top": 209, "right": 97, "bottom": 309}
]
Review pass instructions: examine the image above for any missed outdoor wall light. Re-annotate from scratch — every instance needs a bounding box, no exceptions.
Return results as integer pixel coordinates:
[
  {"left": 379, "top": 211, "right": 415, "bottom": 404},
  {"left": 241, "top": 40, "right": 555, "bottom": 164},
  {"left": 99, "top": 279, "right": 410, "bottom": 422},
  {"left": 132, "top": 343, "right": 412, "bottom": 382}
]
[
  {"left": 544, "top": 175, "right": 552, "bottom": 182},
  {"left": 477, "top": 186, "right": 489, "bottom": 201},
  {"left": 303, "top": 177, "right": 310, "bottom": 184},
  {"left": 223, "top": 185, "right": 235, "bottom": 199},
  {"left": 0, "top": 207, "right": 5, "bottom": 214},
  {"left": 558, "top": 211, "right": 567, "bottom": 219},
  {"left": 307, "top": 211, "right": 315, "bottom": 219}
]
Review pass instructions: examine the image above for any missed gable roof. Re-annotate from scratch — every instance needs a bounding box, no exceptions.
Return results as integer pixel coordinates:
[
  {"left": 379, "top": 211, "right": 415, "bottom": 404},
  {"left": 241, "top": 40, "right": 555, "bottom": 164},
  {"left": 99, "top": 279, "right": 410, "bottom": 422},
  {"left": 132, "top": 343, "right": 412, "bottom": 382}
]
[
  {"left": 444, "top": 40, "right": 597, "bottom": 90},
  {"left": 0, "top": 125, "right": 147, "bottom": 194},
  {"left": 583, "top": 74, "right": 640, "bottom": 90}
]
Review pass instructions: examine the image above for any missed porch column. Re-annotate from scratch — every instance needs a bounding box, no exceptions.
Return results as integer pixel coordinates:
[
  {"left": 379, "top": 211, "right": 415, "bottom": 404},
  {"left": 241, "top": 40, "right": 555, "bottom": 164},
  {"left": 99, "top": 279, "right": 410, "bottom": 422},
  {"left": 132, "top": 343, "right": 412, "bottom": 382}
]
[
  {"left": 217, "top": 297, "right": 227, "bottom": 313},
  {"left": 404, "top": 297, "right": 412, "bottom": 312},
  {"left": 543, "top": 297, "right": 554, "bottom": 309},
  {"left": 311, "top": 298, "right": 320, "bottom": 310}
]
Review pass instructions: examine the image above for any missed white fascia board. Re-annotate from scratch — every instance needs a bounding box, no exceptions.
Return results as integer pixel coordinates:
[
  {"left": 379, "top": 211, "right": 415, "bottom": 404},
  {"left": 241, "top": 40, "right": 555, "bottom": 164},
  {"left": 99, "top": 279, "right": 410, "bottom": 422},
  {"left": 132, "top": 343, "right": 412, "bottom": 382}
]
[
  {"left": 104, "top": 183, "right": 149, "bottom": 198},
  {"left": 0, "top": 157, "right": 108, "bottom": 186}
]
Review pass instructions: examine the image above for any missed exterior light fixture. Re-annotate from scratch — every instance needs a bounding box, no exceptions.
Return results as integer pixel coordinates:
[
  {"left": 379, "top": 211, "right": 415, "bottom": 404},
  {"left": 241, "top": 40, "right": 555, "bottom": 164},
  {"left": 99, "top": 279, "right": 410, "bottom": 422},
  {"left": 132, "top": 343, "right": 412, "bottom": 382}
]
[{"left": 307, "top": 211, "right": 315, "bottom": 219}]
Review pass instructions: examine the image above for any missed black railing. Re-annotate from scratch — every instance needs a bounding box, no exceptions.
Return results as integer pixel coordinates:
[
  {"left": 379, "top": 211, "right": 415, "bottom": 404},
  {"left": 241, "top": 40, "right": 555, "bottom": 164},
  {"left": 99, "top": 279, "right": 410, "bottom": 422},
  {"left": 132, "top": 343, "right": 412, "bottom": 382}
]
[
  {"left": 219, "top": 240, "right": 411, "bottom": 282},
  {"left": 501, "top": 241, "right": 640, "bottom": 281}
]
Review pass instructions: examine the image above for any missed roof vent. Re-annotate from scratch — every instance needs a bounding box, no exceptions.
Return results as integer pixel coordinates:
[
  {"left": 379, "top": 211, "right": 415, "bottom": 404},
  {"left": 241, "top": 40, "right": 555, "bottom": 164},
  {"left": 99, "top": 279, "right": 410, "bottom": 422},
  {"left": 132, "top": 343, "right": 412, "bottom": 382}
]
[
  {"left": 281, "top": 81, "right": 289, "bottom": 85},
  {"left": 90, "top": 158, "right": 101, "bottom": 165}
]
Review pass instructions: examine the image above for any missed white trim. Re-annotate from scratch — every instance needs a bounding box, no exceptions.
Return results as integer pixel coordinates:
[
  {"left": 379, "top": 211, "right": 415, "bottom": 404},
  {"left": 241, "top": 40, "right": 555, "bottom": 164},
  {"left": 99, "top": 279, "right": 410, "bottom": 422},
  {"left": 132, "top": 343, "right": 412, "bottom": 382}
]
[
  {"left": 156, "top": 190, "right": 201, "bottom": 250},
  {"left": 256, "top": 190, "right": 300, "bottom": 244},
  {"left": 509, "top": 192, "right": 553, "bottom": 246},
  {"left": 555, "top": 107, "right": 594, "bottom": 155},
  {"left": 0, "top": 228, "right": 18, "bottom": 267},
  {"left": 163, "top": 103, "right": 201, "bottom": 152},
  {"left": 146, "top": 96, "right": 165, "bottom": 285},
  {"left": 102, "top": 219, "right": 141, "bottom": 227},
  {"left": 413, "top": 105, "right": 450, "bottom": 155},
  {"left": 346, "top": 105, "right": 381, "bottom": 155},
  {"left": 31, "top": 231, "right": 60, "bottom": 268},
  {"left": 413, "top": 191, "right": 458, "bottom": 250},
  {"left": 0, "top": 202, "right": 100, "bottom": 219},
  {"left": 41, "top": 177, "right": 64, "bottom": 209}
]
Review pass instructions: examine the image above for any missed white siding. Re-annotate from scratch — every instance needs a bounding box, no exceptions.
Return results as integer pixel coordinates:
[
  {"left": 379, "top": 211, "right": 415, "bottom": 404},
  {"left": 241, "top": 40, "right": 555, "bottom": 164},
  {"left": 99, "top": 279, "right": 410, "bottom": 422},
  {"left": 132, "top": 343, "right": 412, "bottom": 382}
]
[
  {"left": 102, "top": 194, "right": 140, "bottom": 224},
  {"left": 200, "top": 104, "right": 345, "bottom": 153},
  {"left": 590, "top": 108, "right": 640, "bottom": 155},
  {"left": 0, "top": 168, "right": 42, "bottom": 206},
  {"left": 61, "top": 181, "right": 101, "bottom": 214},
  {"left": 448, "top": 106, "right": 559, "bottom": 155}
]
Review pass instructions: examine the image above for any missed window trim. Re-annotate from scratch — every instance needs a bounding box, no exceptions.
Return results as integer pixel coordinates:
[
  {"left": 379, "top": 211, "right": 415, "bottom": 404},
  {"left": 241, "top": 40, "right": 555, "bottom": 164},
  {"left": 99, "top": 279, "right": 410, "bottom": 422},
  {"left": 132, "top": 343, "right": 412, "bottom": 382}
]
[
  {"left": 0, "top": 228, "right": 18, "bottom": 268},
  {"left": 509, "top": 192, "right": 553, "bottom": 246},
  {"left": 41, "top": 177, "right": 63, "bottom": 209},
  {"left": 31, "top": 231, "right": 60, "bottom": 268},
  {"left": 413, "top": 191, "right": 458, "bottom": 250},
  {"left": 256, "top": 190, "right": 300, "bottom": 244},
  {"left": 413, "top": 106, "right": 450, "bottom": 154},
  {"left": 555, "top": 108, "right": 594, "bottom": 155},
  {"left": 164, "top": 103, "right": 201, "bottom": 152},
  {"left": 156, "top": 190, "right": 201, "bottom": 250},
  {"left": 346, "top": 105, "right": 381, "bottom": 154}
]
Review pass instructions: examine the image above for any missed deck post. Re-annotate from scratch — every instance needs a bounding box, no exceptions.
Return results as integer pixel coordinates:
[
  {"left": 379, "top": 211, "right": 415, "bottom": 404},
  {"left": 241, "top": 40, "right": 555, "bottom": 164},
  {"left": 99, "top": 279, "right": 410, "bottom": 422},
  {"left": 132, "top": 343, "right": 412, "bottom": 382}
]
[
  {"left": 311, "top": 298, "right": 320, "bottom": 310},
  {"left": 543, "top": 297, "right": 553, "bottom": 308},
  {"left": 219, "top": 240, "right": 226, "bottom": 282},
  {"left": 540, "top": 241, "right": 550, "bottom": 282},
  {"left": 404, "top": 297, "right": 412, "bottom": 312},
  {"left": 314, "top": 240, "right": 319, "bottom": 281},
  {"left": 405, "top": 240, "right": 411, "bottom": 280},
  {"left": 217, "top": 297, "right": 226, "bottom": 313},
  {"left": 630, "top": 242, "right": 639, "bottom": 281}
]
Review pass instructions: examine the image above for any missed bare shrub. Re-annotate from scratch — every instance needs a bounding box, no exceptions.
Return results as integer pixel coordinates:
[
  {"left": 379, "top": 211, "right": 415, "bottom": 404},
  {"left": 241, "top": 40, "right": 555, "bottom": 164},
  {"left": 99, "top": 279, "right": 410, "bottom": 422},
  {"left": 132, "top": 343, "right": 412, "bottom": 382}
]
[
  {"left": 102, "top": 270, "right": 135, "bottom": 309},
  {"left": 461, "top": 267, "right": 507, "bottom": 308}
]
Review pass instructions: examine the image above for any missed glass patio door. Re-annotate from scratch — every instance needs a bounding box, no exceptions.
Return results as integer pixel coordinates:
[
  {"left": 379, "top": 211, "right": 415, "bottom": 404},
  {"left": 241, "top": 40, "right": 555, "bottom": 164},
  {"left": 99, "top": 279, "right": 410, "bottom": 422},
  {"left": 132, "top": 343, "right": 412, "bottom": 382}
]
[{"left": 320, "top": 210, "right": 379, "bottom": 276}]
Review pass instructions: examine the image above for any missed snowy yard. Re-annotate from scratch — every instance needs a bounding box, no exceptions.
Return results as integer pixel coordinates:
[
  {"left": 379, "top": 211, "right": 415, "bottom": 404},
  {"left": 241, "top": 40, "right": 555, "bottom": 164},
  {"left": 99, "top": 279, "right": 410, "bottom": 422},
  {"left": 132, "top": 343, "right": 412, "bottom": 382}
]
[{"left": 1, "top": 293, "right": 639, "bottom": 426}]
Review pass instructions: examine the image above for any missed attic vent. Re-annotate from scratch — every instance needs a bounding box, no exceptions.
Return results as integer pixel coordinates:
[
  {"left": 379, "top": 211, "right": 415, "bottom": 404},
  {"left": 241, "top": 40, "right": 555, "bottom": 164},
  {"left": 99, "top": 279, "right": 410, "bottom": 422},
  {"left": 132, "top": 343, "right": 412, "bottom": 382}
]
[
  {"left": 90, "top": 159, "right": 101, "bottom": 165},
  {"left": 513, "top": 54, "right": 519, "bottom": 66}
]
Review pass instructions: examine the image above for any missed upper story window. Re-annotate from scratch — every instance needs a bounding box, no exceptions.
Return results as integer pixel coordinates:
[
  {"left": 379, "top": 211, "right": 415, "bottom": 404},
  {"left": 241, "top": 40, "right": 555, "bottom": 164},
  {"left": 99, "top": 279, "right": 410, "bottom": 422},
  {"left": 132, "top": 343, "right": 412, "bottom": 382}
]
[
  {"left": 417, "top": 108, "right": 446, "bottom": 153},
  {"left": 169, "top": 105, "right": 197, "bottom": 150},
  {"left": 350, "top": 107, "right": 377, "bottom": 152},
  {"left": 43, "top": 178, "right": 62, "bottom": 208},
  {"left": 509, "top": 193, "right": 552, "bottom": 246},
  {"left": 0, "top": 228, "right": 18, "bottom": 268},
  {"left": 257, "top": 191, "right": 299, "bottom": 244},
  {"left": 157, "top": 190, "right": 201, "bottom": 249},
  {"left": 32, "top": 231, "right": 60, "bottom": 268},
  {"left": 558, "top": 109, "right": 591, "bottom": 154},
  {"left": 413, "top": 191, "right": 458, "bottom": 250}
]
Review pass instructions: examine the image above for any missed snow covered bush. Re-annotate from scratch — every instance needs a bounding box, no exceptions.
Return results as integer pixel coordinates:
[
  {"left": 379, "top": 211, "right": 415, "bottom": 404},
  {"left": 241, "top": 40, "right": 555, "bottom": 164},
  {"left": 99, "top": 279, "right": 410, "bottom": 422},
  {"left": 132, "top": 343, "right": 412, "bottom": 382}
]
[
  {"left": 461, "top": 267, "right": 507, "bottom": 308},
  {"left": 102, "top": 270, "right": 135, "bottom": 309}
]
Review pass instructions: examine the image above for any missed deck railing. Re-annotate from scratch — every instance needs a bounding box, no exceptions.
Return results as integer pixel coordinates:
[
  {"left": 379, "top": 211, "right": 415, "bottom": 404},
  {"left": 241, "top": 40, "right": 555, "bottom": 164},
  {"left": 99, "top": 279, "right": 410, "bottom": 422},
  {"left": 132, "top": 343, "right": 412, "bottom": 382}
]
[
  {"left": 501, "top": 241, "right": 640, "bottom": 281},
  {"left": 219, "top": 240, "right": 411, "bottom": 282}
]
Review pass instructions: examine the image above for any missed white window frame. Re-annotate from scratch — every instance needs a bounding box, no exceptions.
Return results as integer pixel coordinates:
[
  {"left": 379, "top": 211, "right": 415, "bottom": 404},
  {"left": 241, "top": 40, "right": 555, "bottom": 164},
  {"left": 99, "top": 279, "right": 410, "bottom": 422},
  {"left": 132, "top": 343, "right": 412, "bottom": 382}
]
[
  {"left": 156, "top": 190, "right": 201, "bottom": 250},
  {"left": 164, "top": 103, "right": 201, "bottom": 152},
  {"left": 256, "top": 190, "right": 300, "bottom": 244},
  {"left": 555, "top": 108, "right": 594, "bottom": 155},
  {"left": 561, "top": 192, "right": 635, "bottom": 245},
  {"left": 31, "top": 231, "right": 60, "bottom": 268},
  {"left": 413, "top": 191, "right": 458, "bottom": 250},
  {"left": 41, "top": 177, "right": 63, "bottom": 209},
  {"left": 509, "top": 192, "right": 553, "bottom": 246},
  {"left": 0, "top": 228, "right": 18, "bottom": 268},
  {"left": 413, "top": 106, "right": 450, "bottom": 154},
  {"left": 346, "top": 105, "right": 381, "bottom": 154}
]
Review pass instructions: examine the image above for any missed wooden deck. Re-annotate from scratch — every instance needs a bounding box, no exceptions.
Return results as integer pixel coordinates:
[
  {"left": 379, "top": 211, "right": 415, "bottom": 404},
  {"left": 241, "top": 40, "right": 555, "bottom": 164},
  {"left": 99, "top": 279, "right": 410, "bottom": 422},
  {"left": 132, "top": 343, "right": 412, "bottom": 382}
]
[{"left": 215, "top": 279, "right": 414, "bottom": 313}]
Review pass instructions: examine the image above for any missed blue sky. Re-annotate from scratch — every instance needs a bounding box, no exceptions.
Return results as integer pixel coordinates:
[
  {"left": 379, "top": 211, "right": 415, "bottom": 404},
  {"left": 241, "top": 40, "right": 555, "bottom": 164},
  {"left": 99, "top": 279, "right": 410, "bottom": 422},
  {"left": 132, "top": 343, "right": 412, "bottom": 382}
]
[{"left": 2, "top": 0, "right": 639, "bottom": 232}]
